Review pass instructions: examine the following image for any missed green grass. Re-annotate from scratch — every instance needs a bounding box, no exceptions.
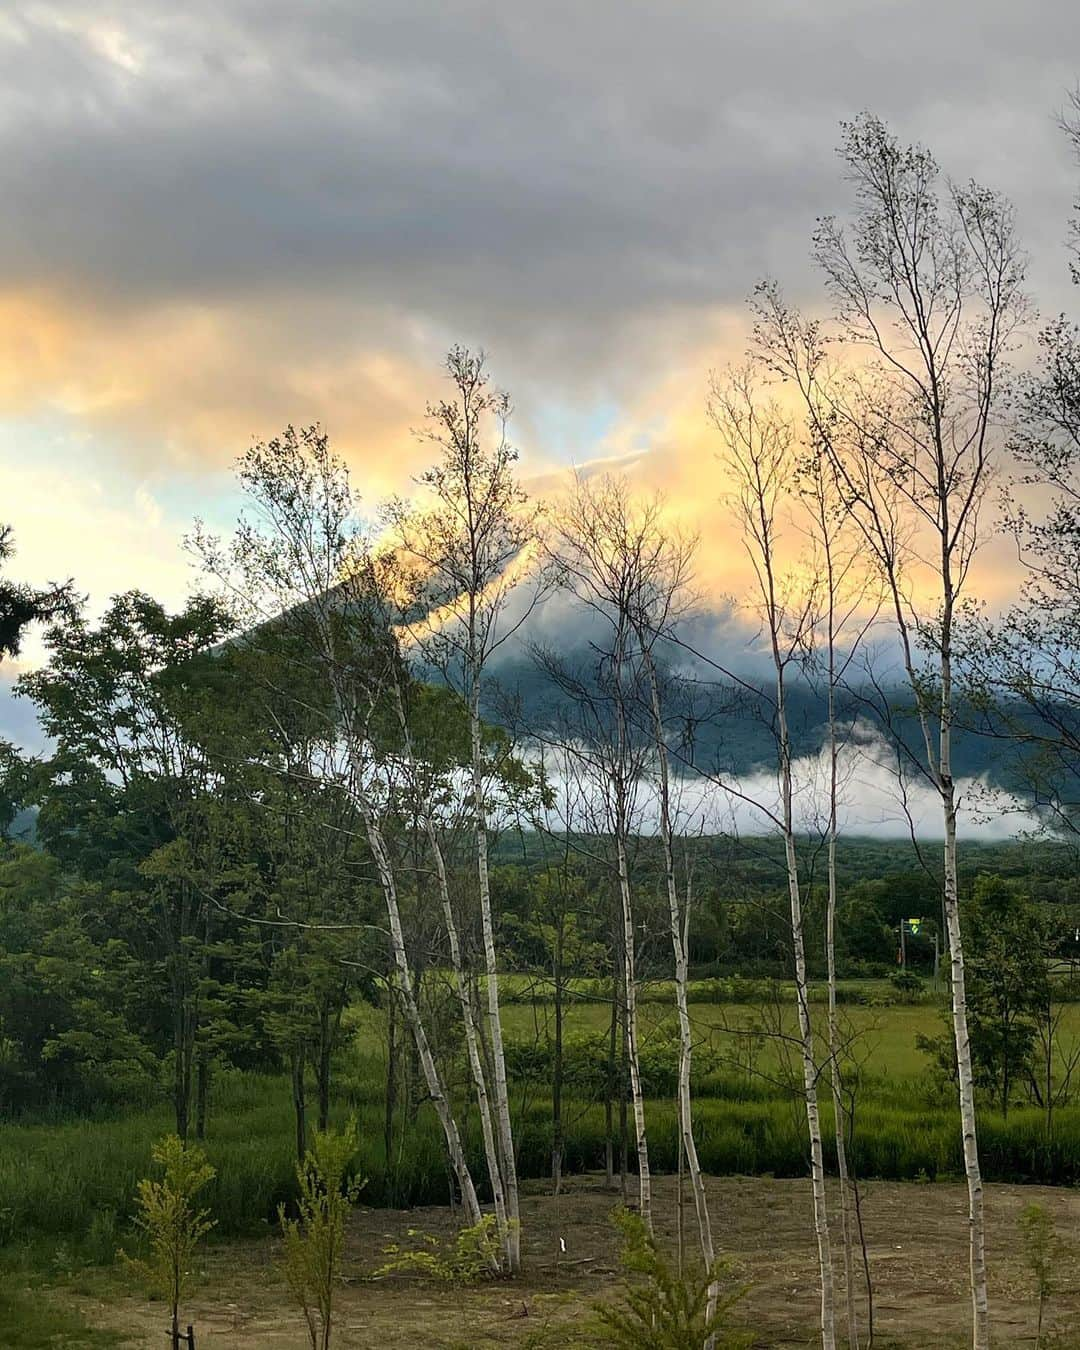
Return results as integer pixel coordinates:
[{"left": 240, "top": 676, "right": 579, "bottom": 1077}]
[
  {"left": 0, "top": 1286, "right": 128, "bottom": 1347},
  {"left": 5, "top": 984, "right": 1080, "bottom": 1259}
]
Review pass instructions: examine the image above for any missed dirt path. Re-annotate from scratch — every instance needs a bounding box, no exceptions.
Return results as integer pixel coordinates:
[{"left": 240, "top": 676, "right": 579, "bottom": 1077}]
[{"left": 62, "top": 1174, "right": 1080, "bottom": 1348}]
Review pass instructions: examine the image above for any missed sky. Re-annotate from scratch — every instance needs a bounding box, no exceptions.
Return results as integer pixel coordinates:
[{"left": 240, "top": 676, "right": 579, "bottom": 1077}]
[{"left": 2, "top": 1, "right": 1080, "bottom": 768}]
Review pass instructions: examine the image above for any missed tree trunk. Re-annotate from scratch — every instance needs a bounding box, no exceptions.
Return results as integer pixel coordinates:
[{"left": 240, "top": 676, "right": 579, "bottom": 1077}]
[
  {"left": 605, "top": 981, "right": 617, "bottom": 1190},
  {"left": 616, "top": 831, "right": 652, "bottom": 1233},
  {"left": 384, "top": 971, "right": 397, "bottom": 1189},
  {"left": 361, "top": 800, "right": 485, "bottom": 1233},
  {"left": 317, "top": 1001, "right": 332, "bottom": 1134},
  {"left": 643, "top": 651, "right": 714, "bottom": 1298},
  {"left": 394, "top": 679, "right": 510, "bottom": 1267},
  {"left": 776, "top": 671, "right": 836, "bottom": 1350},
  {"left": 195, "top": 1052, "right": 209, "bottom": 1143},
  {"left": 291, "top": 1043, "right": 307, "bottom": 1163},
  {"left": 552, "top": 940, "right": 565, "bottom": 1197},
  {"left": 944, "top": 787, "right": 989, "bottom": 1350},
  {"left": 469, "top": 683, "right": 521, "bottom": 1269}
]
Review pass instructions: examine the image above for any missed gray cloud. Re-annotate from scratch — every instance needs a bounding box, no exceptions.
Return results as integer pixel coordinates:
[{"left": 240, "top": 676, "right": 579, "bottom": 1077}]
[{"left": 1, "top": 0, "right": 1078, "bottom": 406}]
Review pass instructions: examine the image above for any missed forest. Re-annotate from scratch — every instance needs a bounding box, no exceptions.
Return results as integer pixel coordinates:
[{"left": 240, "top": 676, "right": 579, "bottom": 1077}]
[{"left": 5, "top": 102, "right": 1080, "bottom": 1350}]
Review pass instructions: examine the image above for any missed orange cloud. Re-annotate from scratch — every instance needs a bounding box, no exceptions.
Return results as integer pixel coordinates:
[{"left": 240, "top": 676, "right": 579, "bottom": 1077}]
[{"left": 0, "top": 286, "right": 444, "bottom": 495}]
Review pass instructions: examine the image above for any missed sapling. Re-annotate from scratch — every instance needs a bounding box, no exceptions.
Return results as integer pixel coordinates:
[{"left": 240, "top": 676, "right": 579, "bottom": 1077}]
[
  {"left": 279, "top": 1119, "right": 365, "bottom": 1350},
  {"left": 124, "top": 1133, "right": 216, "bottom": 1350},
  {"left": 1018, "top": 1203, "right": 1067, "bottom": 1349},
  {"left": 593, "top": 1208, "right": 751, "bottom": 1350}
]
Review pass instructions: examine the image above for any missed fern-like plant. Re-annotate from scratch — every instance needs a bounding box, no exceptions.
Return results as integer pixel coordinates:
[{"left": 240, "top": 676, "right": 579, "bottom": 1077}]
[
  {"left": 377, "top": 1213, "right": 506, "bottom": 1284},
  {"left": 278, "top": 1119, "right": 365, "bottom": 1350},
  {"left": 593, "top": 1208, "right": 751, "bottom": 1350}
]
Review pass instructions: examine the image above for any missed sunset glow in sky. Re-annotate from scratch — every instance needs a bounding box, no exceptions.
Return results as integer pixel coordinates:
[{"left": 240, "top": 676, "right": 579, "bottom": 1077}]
[{"left": 2, "top": 1, "right": 1079, "bottom": 678}]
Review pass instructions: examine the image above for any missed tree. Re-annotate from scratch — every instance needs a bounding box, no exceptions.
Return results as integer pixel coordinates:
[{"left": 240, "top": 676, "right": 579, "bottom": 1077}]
[
  {"left": 19, "top": 592, "right": 237, "bottom": 1138},
  {"left": 964, "top": 101, "right": 1080, "bottom": 835},
  {"left": 0, "top": 524, "right": 71, "bottom": 660},
  {"left": 1018, "top": 1202, "right": 1067, "bottom": 1350},
  {"left": 539, "top": 476, "right": 662, "bottom": 1233},
  {"left": 963, "top": 876, "right": 1050, "bottom": 1117},
  {"left": 707, "top": 369, "right": 836, "bottom": 1350},
  {"left": 0, "top": 841, "right": 155, "bottom": 1113},
  {"left": 279, "top": 1120, "right": 365, "bottom": 1350},
  {"left": 754, "top": 114, "right": 1027, "bottom": 1350},
  {"left": 124, "top": 1134, "right": 216, "bottom": 1350},
  {"left": 800, "top": 446, "right": 878, "bottom": 1350},
  {"left": 386, "top": 348, "right": 546, "bottom": 1270},
  {"left": 195, "top": 423, "right": 489, "bottom": 1237}
]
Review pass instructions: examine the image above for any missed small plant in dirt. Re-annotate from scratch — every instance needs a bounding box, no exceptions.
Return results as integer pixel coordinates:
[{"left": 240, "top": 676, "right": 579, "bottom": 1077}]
[
  {"left": 1019, "top": 1202, "right": 1069, "bottom": 1349},
  {"left": 592, "top": 1208, "right": 751, "bottom": 1350},
  {"left": 377, "top": 1213, "right": 506, "bottom": 1284},
  {"left": 122, "top": 1134, "right": 216, "bottom": 1350},
  {"left": 279, "top": 1118, "right": 365, "bottom": 1350}
]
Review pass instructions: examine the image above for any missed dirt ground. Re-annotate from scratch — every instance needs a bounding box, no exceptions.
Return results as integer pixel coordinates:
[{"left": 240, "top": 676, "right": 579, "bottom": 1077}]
[{"left": 58, "top": 1174, "right": 1080, "bottom": 1348}]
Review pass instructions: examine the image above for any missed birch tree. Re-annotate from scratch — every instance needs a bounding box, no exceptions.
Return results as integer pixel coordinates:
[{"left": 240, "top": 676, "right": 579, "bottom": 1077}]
[
  {"left": 752, "top": 114, "right": 1028, "bottom": 1350},
  {"left": 367, "top": 550, "right": 512, "bottom": 1266},
  {"left": 708, "top": 370, "right": 836, "bottom": 1350},
  {"left": 538, "top": 479, "right": 659, "bottom": 1232},
  {"left": 385, "top": 348, "right": 545, "bottom": 1271},
  {"left": 801, "top": 451, "right": 879, "bottom": 1350}
]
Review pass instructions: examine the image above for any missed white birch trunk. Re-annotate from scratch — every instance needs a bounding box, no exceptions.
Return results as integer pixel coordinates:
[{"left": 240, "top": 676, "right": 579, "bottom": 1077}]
[
  {"left": 644, "top": 652, "right": 715, "bottom": 1308},
  {"left": 940, "top": 675, "right": 989, "bottom": 1349},
  {"left": 391, "top": 684, "right": 511, "bottom": 1265},
  {"left": 469, "top": 683, "right": 521, "bottom": 1270},
  {"left": 776, "top": 672, "right": 836, "bottom": 1350},
  {"left": 615, "top": 830, "right": 652, "bottom": 1233},
  {"left": 827, "top": 726, "right": 859, "bottom": 1350},
  {"left": 359, "top": 797, "right": 484, "bottom": 1231},
  {"left": 612, "top": 626, "right": 651, "bottom": 1234}
]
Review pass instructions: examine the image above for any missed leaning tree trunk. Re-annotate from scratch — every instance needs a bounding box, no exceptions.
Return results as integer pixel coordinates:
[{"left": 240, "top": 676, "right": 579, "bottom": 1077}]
[
  {"left": 469, "top": 681, "right": 521, "bottom": 1270},
  {"left": 393, "top": 682, "right": 511, "bottom": 1267},
  {"left": 360, "top": 799, "right": 485, "bottom": 1233}
]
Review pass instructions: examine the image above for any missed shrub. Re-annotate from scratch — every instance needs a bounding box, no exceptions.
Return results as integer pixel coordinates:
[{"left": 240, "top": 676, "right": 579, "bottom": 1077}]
[
  {"left": 592, "top": 1208, "right": 751, "bottom": 1349},
  {"left": 378, "top": 1213, "right": 505, "bottom": 1284}
]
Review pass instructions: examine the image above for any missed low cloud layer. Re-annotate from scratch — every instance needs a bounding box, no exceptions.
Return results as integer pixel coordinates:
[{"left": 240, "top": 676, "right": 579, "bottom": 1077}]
[{"left": 538, "top": 735, "right": 1033, "bottom": 843}]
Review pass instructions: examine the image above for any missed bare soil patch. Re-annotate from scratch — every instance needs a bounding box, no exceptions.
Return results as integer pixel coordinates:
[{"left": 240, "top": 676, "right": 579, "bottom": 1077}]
[{"left": 60, "top": 1174, "right": 1080, "bottom": 1348}]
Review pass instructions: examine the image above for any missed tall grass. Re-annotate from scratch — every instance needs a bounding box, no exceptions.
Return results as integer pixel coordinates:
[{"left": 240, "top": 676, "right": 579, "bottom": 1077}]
[{"left": 6, "top": 996, "right": 1080, "bottom": 1254}]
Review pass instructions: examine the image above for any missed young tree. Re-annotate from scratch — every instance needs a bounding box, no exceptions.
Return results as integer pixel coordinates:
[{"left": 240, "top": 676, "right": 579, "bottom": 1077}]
[
  {"left": 708, "top": 370, "right": 836, "bottom": 1350},
  {"left": 385, "top": 348, "right": 546, "bottom": 1270},
  {"left": 753, "top": 114, "right": 1027, "bottom": 1349},
  {"left": 279, "top": 1120, "right": 365, "bottom": 1350},
  {"left": 125, "top": 1134, "right": 216, "bottom": 1350},
  {"left": 800, "top": 451, "right": 879, "bottom": 1350},
  {"left": 540, "top": 477, "right": 663, "bottom": 1234}
]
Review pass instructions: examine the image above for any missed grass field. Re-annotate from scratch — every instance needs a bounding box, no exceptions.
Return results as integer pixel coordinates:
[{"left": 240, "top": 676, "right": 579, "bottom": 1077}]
[{"left": 5, "top": 981, "right": 1080, "bottom": 1265}]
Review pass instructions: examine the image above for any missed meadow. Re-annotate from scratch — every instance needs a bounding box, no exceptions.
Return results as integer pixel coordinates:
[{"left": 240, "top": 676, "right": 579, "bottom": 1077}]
[{"left": 5, "top": 980, "right": 1080, "bottom": 1273}]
